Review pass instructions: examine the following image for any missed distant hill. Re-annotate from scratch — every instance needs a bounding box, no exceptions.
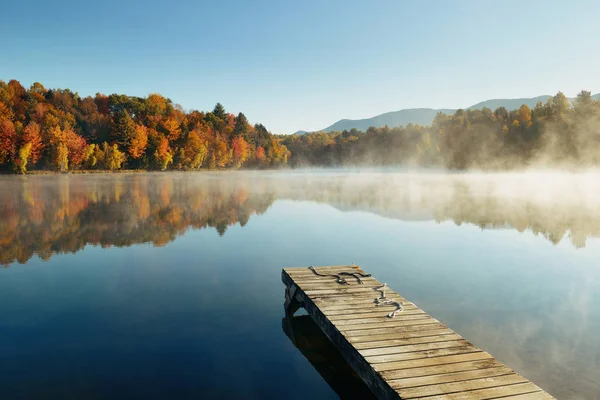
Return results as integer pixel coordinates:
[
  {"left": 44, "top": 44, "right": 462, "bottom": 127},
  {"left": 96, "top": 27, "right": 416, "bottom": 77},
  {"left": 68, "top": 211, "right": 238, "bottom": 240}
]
[
  {"left": 466, "top": 95, "right": 552, "bottom": 111},
  {"left": 293, "top": 93, "right": 600, "bottom": 134},
  {"left": 320, "top": 108, "right": 455, "bottom": 133}
]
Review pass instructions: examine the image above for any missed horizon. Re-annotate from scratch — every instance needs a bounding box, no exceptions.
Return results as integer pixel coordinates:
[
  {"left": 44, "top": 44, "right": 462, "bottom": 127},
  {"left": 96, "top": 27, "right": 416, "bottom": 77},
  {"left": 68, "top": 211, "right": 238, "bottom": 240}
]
[{"left": 2, "top": 0, "right": 599, "bottom": 134}]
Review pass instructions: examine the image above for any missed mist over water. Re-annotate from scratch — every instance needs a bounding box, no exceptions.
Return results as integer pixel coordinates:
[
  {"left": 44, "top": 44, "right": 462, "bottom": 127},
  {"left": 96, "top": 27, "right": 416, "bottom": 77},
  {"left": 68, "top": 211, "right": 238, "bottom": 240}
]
[{"left": 1, "top": 170, "right": 599, "bottom": 399}]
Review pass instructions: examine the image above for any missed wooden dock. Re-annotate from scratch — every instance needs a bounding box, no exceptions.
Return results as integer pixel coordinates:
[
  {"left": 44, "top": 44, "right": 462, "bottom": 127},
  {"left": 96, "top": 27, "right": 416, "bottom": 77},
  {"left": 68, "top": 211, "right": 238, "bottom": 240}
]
[{"left": 282, "top": 265, "right": 554, "bottom": 400}]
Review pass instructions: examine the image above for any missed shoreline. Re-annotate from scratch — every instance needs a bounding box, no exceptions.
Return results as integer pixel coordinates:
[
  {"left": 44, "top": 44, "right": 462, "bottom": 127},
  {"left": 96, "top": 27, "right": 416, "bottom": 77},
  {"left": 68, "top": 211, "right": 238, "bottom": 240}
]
[{"left": 1, "top": 168, "right": 272, "bottom": 175}]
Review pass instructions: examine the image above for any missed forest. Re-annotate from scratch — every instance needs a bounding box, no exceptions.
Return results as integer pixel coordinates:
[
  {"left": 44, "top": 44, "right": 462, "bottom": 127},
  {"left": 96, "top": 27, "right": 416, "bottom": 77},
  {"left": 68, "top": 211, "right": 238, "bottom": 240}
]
[
  {"left": 283, "top": 90, "right": 600, "bottom": 169},
  {"left": 0, "top": 80, "right": 290, "bottom": 173},
  {"left": 1, "top": 79, "right": 599, "bottom": 172}
]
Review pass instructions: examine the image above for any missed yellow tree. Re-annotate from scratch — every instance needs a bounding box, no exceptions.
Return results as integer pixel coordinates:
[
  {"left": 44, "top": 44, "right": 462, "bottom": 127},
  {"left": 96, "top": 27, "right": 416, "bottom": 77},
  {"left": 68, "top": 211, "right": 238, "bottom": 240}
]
[
  {"left": 146, "top": 93, "right": 168, "bottom": 116},
  {"left": 128, "top": 124, "right": 148, "bottom": 159},
  {"left": 154, "top": 136, "right": 173, "bottom": 170},
  {"left": 517, "top": 104, "right": 532, "bottom": 128},
  {"left": 162, "top": 117, "right": 181, "bottom": 142},
  {"left": 103, "top": 143, "right": 126, "bottom": 170},
  {"left": 46, "top": 125, "right": 83, "bottom": 171},
  {"left": 17, "top": 142, "right": 32, "bottom": 174},
  {"left": 212, "top": 135, "right": 231, "bottom": 168},
  {"left": 22, "top": 122, "right": 44, "bottom": 166},
  {"left": 182, "top": 129, "right": 208, "bottom": 169}
]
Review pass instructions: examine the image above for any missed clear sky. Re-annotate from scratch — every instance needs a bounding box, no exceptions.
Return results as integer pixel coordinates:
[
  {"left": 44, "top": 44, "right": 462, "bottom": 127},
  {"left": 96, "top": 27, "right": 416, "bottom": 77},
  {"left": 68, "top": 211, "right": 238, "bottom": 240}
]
[{"left": 2, "top": 0, "right": 599, "bottom": 133}]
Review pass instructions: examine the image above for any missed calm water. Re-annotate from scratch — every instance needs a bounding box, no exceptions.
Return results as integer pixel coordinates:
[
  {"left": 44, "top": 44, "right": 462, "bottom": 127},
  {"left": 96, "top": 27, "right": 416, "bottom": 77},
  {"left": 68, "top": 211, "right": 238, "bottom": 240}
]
[{"left": 1, "top": 171, "right": 599, "bottom": 399}]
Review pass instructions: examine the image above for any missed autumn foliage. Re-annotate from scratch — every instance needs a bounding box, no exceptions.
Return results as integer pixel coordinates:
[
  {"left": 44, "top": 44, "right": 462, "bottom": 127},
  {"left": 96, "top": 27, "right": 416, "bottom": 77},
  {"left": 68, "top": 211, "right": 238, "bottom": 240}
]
[
  {"left": 283, "top": 91, "right": 600, "bottom": 169},
  {"left": 0, "top": 79, "right": 290, "bottom": 173}
]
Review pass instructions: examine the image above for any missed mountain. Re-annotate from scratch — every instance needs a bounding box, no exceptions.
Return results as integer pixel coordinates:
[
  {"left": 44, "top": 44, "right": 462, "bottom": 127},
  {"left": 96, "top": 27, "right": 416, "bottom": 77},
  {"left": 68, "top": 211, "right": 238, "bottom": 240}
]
[
  {"left": 466, "top": 95, "right": 552, "bottom": 111},
  {"left": 319, "top": 108, "right": 455, "bottom": 133},
  {"left": 293, "top": 93, "right": 600, "bottom": 134}
]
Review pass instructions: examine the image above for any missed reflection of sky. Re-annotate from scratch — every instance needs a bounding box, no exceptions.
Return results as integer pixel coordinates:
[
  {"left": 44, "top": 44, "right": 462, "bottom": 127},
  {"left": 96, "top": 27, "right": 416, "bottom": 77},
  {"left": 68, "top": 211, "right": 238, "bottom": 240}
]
[{"left": 1, "top": 173, "right": 600, "bottom": 398}]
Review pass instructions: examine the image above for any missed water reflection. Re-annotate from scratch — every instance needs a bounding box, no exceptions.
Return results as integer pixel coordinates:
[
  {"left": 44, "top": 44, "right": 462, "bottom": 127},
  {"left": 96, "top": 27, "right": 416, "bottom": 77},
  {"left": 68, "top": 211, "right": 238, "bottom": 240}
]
[
  {"left": 282, "top": 315, "right": 376, "bottom": 400},
  {"left": 2, "top": 171, "right": 600, "bottom": 265}
]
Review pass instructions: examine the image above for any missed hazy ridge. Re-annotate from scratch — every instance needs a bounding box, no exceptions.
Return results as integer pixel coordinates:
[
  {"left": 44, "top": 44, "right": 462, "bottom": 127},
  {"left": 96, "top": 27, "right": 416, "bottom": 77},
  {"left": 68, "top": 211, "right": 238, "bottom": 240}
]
[{"left": 294, "top": 93, "right": 600, "bottom": 134}]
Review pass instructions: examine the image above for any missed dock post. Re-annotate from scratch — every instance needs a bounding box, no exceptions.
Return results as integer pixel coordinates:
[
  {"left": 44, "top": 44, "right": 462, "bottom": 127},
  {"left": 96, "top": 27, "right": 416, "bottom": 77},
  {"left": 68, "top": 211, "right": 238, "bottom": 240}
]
[
  {"left": 284, "top": 283, "right": 304, "bottom": 345},
  {"left": 284, "top": 284, "right": 302, "bottom": 318}
]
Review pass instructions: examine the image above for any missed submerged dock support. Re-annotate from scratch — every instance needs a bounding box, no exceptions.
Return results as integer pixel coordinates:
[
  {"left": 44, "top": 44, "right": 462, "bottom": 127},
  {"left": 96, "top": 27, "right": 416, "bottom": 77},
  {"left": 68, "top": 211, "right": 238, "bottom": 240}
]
[{"left": 284, "top": 284, "right": 302, "bottom": 318}]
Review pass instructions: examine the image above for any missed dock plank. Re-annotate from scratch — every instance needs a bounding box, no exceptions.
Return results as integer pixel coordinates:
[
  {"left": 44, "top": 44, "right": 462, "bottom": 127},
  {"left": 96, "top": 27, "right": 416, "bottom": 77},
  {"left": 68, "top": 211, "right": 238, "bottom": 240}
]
[
  {"left": 334, "top": 315, "right": 434, "bottom": 329},
  {"left": 387, "top": 366, "right": 515, "bottom": 389},
  {"left": 354, "top": 334, "right": 464, "bottom": 351},
  {"left": 397, "top": 373, "right": 529, "bottom": 398},
  {"left": 372, "top": 352, "right": 493, "bottom": 372},
  {"left": 359, "top": 339, "right": 471, "bottom": 357},
  {"left": 366, "top": 346, "right": 483, "bottom": 365},
  {"left": 282, "top": 266, "right": 554, "bottom": 399},
  {"left": 412, "top": 382, "right": 544, "bottom": 399},
  {"left": 329, "top": 310, "right": 426, "bottom": 321}
]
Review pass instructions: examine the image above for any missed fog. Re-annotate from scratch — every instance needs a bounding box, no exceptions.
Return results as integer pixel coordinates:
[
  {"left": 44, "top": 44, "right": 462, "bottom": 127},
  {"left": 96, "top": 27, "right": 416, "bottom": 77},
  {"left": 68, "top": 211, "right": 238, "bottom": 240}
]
[
  {"left": 264, "top": 169, "right": 600, "bottom": 247},
  {"left": 2, "top": 169, "right": 600, "bottom": 265}
]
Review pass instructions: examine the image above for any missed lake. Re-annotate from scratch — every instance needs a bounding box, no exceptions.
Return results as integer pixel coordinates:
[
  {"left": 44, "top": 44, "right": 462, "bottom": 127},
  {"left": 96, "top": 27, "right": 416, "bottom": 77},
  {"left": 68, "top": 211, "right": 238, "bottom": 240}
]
[{"left": 1, "top": 171, "right": 599, "bottom": 399}]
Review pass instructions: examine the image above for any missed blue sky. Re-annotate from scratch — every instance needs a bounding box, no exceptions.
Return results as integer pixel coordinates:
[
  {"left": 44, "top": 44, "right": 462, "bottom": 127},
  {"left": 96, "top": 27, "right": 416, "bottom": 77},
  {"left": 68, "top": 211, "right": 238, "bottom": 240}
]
[{"left": 1, "top": 0, "right": 599, "bottom": 133}]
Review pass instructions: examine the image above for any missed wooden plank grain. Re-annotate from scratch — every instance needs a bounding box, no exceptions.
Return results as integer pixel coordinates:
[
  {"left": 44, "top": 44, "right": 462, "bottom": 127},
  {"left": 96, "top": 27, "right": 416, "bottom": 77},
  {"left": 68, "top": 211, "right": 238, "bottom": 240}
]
[
  {"left": 500, "top": 392, "right": 556, "bottom": 399},
  {"left": 294, "top": 279, "right": 382, "bottom": 288},
  {"left": 319, "top": 303, "right": 415, "bottom": 314},
  {"left": 387, "top": 366, "right": 515, "bottom": 390},
  {"left": 354, "top": 333, "right": 464, "bottom": 351},
  {"left": 396, "top": 373, "right": 528, "bottom": 398},
  {"left": 347, "top": 328, "right": 457, "bottom": 344},
  {"left": 333, "top": 314, "right": 432, "bottom": 326},
  {"left": 344, "top": 323, "right": 448, "bottom": 337},
  {"left": 411, "top": 382, "right": 543, "bottom": 399},
  {"left": 329, "top": 310, "right": 426, "bottom": 321},
  {"left": 380, "top": 359, "right": 505, "bottom": 380},
  {"left": 366, "top": 344, "right": 481, "bottom": 364},
  {"left": 359, "top": 339, "right": 470, "bottom": 357},
  {"left": 366, "top": 347, "right": 483, "bottom": 366},
  {"left": 305, "top": 286, "right": 392, "bottom": 296},
  {"left": 284, "top": 266, "right": 361, "bottom": 276},
  {"left": 337, "top": 318, "right": 439, "bottom": 332},
  {"left": 373, "top": 352, "right": 493, "bottom": 372},
  {"left": 319, "top": 302, "right": 414, "bottom": 313},
  {"left": 310, "top": 287, "right": 406, "bottom": 303}
]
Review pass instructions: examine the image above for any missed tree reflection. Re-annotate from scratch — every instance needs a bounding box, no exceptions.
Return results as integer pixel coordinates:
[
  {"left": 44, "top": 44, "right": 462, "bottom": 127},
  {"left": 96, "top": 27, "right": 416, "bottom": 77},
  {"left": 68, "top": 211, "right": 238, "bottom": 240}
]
[
  {"left": 0, "top": 174, "right": 274, "bottom": 265},
  {"left": 1, "top": 172, "right": 599, "bottom": 265}
]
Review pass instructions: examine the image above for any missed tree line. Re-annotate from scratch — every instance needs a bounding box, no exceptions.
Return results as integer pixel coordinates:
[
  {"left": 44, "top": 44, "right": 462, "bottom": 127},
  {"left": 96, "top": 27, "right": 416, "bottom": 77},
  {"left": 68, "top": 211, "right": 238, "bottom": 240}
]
[
  {"left": 282, "top": 91, "right": 600, "bottom": 169},
  {"left": 0, "top": 80, "right": 290, "bottom": 173},
  {"left": 2, "top": 79, "right": 598, "bottom": 173}
]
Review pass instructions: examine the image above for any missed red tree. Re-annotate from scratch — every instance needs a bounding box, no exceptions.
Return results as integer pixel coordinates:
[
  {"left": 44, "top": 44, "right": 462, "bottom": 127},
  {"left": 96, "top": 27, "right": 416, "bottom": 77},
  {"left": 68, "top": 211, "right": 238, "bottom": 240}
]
[
  {"left": 65, "top": 128, "right": 87, "bottom": 168},
  {"left": 0, "top": 118, "right": 17, "bottom": 165}
]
